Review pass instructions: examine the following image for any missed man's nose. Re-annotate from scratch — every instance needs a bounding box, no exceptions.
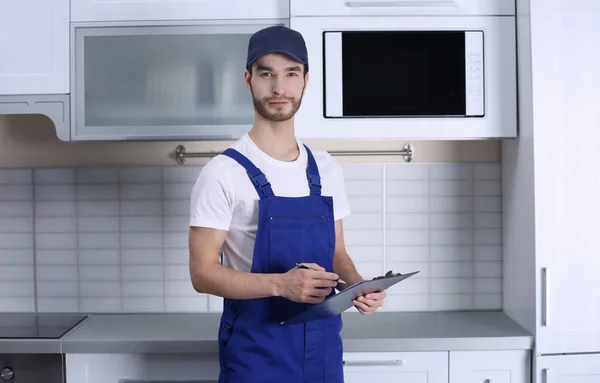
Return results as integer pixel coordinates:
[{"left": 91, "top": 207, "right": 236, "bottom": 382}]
[{"left": 272, "top": 77, "right": 285, "bottom": 95}]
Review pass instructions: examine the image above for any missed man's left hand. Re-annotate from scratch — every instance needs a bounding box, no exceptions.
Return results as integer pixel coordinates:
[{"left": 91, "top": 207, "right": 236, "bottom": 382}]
[{"left": 352, "top": 290, "right": 386, "bottom": 315}]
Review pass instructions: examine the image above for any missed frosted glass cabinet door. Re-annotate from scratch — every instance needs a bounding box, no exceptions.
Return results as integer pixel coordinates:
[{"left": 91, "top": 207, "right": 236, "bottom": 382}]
[{"left": 71, "top": 23, "right": 278, "bottom": 141}]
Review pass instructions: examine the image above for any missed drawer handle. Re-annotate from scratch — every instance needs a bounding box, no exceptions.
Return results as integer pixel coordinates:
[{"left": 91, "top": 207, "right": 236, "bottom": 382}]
[
  {"left": 345, "top": 1, "right": 458, "bottom": 8},
  {"left": 343, "top": 359, "right": 404, "bottom": 367}
]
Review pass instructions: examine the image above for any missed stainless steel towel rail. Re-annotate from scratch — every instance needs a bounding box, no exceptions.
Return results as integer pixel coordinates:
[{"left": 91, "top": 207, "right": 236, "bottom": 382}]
[{"left": 174, "top": 143, "right": 413, "bottom": 165}]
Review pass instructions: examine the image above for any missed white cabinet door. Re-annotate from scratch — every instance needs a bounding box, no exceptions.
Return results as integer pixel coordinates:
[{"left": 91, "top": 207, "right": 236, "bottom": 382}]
[
  {"left": 66, "top": 353, "right": 220, "bottom": 382},
  {"left": 291, "top": 0, "right": 514, "bottom": 17},
  {"left": 450, "top": 350, "right": 530, "bottom": 383},
  {"left": 343, "top": 352, "right": 448, "bottom": 383},
  {"left": 530, "top": 0, "right": 600, "bottom": 355},
  {"left": 71, "top": 0, "right": 289, "bottom": 22},
  {"left": 536, "top": 354, "right": 600, "bottom": 383},
  {"left": 0, "top": 0, "right": 69, "bottom": 95}
]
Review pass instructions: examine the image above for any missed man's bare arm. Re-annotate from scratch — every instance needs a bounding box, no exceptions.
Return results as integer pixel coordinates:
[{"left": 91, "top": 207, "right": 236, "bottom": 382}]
[
  {"left": 189, "top": 226, "right": 339, "bottom": 302},
  {"left": 332, "top": 219, "right": 364, "bottom": 289}
]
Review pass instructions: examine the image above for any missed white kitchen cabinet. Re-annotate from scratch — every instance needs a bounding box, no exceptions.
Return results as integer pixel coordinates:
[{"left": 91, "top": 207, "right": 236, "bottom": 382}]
[
  {"left": 291, "top": 0, "right": 515, "bottom": 16},
  {"left": 536, "top": 354, "right": 600, "bottom": 383},
  {"left": 71, "top": 0, "right": 289, "bottom": 22},
  {"left": 68, "top": 21, "right": 279, "bottom": 141},
  {"left": 0, "top": 0, "right": 69, "bottom": 95},
  {"left": 65, "top": 353, "right": 220, "bottom": 382},
  {"left": 504, "top": 0, "right": 600, "bottom": 356},
  {"left": 450, "top": 350, "right": 531, "bottom": 383},
  {"left": 532, "top": 0, "right": 600, "bottom": 356},
  {"left": 505, "top": 0, "right": 600, "bottom": 357},
  {"left": 342, "top": 352, "right": 448, "bottom": 383}
]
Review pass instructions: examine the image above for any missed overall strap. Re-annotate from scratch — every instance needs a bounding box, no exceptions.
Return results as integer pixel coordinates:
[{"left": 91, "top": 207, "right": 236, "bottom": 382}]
[
  {"left": 221, "top": 148, "right": 274, "bottom": 199},
  {"left": 303, "top": 144, "right": 322, "bottom": 196}
]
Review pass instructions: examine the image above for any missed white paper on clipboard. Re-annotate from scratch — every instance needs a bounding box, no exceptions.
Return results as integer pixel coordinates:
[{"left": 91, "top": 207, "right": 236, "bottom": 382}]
[{"left": 280, "top": 271, "right": 420, "bottom": 326}]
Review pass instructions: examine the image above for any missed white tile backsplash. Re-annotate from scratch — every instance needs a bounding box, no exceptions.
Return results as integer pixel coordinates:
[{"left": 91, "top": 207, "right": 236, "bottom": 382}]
[
  {"left": 0, "top": 185, "right": 33, "bottom": 201},
  {"left": 77, "top": 184, "right": 119, "bottom": 200},
  {"left": 76, "top": 168, "right": 119, "bottom": 184},
  {"left": 35, "top": 185, "right": 76, "bottom": 201},
  {"left": 120, "top": 167, "right": 162, "bottom": 183},
  {"left": 34, "top": 169, "right": 75, "bottom": 184},
  {"left": 0, "top": 297, "right": 35, "bottom": 312},
  {"left": 35, "top": 201, "right": 76, "bottom": 217},
  {"left": 381, "top": 163, "right": 502, "bottom": 311},
  {"left": 0, "top": 169, "right": 32, "bottom": 185},
  {"left": 78, "top": 201, "right": 119, "bottom": 216},
  {"left": 79, "top": 298, "right": 121, "bottom": 312},
  {"left": 36, "top": 217, "right": 77, "bottom": 233},
  {"left": 0, "top": 162, "right": 502, "bottom": 313},
  {"left": 0, "top": 217, "right": 33, "bottom": 233},
  {"left": 121, "top": 184, "right": 162, "bottom": 200},
  {"left": 122, "top": 297, "right": 163, "bottom": 312},
  {"left": 0, "top": 234, "right": 34, "bottom": 249},
  {"left": 0, "top": 249, "right": 34, "bottom": 265},
  {"left": 0, "top": 202, "right": 33, "bottom": 217}
]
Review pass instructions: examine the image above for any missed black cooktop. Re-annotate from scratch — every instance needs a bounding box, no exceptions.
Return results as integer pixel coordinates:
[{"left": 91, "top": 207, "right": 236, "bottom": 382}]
[{"left": 0, "top": 314, "right": 88, "bottom": 339}]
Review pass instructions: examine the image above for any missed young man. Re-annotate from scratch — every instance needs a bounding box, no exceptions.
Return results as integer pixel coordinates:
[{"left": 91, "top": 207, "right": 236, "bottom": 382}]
[{"left": 188, "top": 25, "right": 386, "bottom": 383}]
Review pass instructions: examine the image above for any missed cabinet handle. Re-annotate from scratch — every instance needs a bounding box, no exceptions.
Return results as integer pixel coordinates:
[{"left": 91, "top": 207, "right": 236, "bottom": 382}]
[
  {"left": 126, "top": 134, "right": 238, "bottom": 140},
  {"left": 345, "top": 1, "right": 458, "bottom": 8},
  {"left": 542, "top": 267, "right": 550, "bottom": 326},
  {"left": 343, "top": 359, "right": 404, "bottom": 367},
  {"left": 543, "top": 368, "right": 551, "bottom": 383}
]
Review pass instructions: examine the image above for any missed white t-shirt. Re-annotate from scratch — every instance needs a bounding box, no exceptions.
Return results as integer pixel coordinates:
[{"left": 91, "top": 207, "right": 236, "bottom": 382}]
[{"left": 189, "top": 133, "right": 352, "bottom": 273}]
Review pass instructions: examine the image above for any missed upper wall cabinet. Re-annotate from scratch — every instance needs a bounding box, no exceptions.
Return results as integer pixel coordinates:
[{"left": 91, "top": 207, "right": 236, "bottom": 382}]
[
  {"left": 291, "top": 0, "right": 515, "bottom": 17},
  {"left": 67, "top": 21, "right": 281, "bottom": 141},
  {"left": 0, "top": 0, "right": 69, "bottom": 95},
  {"left": 71, "top": 0, "right": 289, "bottom": 22}
]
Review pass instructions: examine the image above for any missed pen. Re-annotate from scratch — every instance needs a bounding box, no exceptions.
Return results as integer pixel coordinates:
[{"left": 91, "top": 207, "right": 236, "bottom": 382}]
[{"left": 295, "top": 263, "right": 347, "bottom": 284}]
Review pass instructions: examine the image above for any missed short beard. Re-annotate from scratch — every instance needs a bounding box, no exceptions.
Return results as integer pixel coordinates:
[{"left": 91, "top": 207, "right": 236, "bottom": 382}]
[{"left": 250, "top": 84, "right": 304, "bottom": 122}]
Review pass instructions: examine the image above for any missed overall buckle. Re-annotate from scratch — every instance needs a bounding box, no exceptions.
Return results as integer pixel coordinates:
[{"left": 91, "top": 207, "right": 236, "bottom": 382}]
[
  {"left": 307, "top": 172, "right": 321, "bottom": 187},
  {"left": 250, "top": 172, "right": 270, "bottom": 189}
]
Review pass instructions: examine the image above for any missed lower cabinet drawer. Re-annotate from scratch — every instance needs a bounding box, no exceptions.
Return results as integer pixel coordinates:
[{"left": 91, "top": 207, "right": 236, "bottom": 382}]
[
  {"left": 449, "top": 350, "right": 531, "bottom": 383},
  {"left": 66, "top": 354, "right": 220, "bottom": 383},
  {"left": 343, "top": 352, "right": 449, "bottom": 383}
]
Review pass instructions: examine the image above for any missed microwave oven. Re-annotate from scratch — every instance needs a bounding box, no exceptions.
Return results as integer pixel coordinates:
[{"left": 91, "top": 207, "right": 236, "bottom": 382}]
[{"left": 290, "top": 16, "right": 517, "bottom": 139}]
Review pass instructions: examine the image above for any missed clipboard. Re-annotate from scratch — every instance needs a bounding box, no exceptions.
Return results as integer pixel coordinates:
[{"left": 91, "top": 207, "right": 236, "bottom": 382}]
[{"left": 280, "top": 270, "right": 419, "bottom": 326}]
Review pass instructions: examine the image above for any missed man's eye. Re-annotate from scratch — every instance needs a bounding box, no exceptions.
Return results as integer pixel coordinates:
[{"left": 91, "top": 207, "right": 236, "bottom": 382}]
[{"left": 261, "top": 72, "right": 273, "bottom": 77}]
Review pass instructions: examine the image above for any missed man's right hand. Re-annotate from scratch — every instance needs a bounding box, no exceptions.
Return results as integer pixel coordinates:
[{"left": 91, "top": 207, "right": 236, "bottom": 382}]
[{"left": 277, "top": 263, "right": 340, "bottom": 304}]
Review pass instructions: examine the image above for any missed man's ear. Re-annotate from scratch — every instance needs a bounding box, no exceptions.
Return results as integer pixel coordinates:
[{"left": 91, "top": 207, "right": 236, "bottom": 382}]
[
  {"left": 302, "top": 72, "right": 310, "bottom": 96},
  {"left": 244, "top": 69, "right": 252, "bottom": 90}
]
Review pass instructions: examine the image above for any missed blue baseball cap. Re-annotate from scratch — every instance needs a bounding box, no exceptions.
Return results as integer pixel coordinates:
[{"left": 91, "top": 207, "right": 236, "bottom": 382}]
[{"left": 246, "top": 26, "right": 309, "bottom": 72}]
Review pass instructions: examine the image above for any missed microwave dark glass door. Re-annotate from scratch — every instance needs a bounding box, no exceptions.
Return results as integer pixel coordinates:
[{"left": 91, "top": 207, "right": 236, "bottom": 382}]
[{"left": 323, "top": 31, "right": 484, "bottom": 118}]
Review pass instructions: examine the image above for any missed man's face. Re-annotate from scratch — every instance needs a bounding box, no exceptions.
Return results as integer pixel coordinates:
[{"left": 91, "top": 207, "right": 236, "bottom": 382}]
[{"left": 245, "top": 53, "right": 308, "bottom": 122}]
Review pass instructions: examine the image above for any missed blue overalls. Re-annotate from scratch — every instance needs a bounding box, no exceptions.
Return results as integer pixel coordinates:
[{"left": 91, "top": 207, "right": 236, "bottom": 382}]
[{"left": 217, "top": 145, "right": 344, "bottom": 383}]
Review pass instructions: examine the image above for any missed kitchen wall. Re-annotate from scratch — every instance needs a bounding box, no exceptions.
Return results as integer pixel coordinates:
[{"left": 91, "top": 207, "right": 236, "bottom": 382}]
[{"left": 0, "top": 115, "right": 503, "bottom": 313}]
